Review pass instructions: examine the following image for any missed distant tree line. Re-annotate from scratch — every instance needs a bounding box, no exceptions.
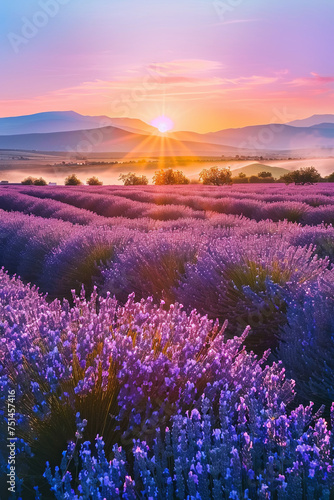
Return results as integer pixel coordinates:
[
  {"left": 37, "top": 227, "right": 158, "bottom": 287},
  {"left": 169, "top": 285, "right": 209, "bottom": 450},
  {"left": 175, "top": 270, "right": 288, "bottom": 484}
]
[
  {"left": 21, "top": 174, "right": 103, "bottom": 186},
  {"left": 18, "top": 166, "right": 334, "bottom": 187},
  {"left": 118, "top": 166, "right": 331, "bottom": 186}
]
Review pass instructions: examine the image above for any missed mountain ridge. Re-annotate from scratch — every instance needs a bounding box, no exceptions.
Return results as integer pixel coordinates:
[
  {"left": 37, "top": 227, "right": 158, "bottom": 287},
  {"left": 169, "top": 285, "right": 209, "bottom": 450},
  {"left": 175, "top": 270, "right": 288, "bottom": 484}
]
[
  {"left": 0, "top": 111, "right": 157, "bottom": 136},
  {"left": 0, "top": 125, "right": 242, "bottom": 155},
  {"left": 287, "top": 114, "right": 334, "bottom": 127},
  {"left": 1, "top": 111, "right": 334, "bottom": 153},
  {"left": 169, "top": 123, "right": 334, "bottom": 151}
]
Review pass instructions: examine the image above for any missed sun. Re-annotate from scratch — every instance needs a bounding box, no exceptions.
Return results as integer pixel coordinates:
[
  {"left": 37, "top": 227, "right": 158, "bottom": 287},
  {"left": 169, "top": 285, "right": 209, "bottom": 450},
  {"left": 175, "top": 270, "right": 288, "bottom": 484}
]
[{"left": 150, "top": 115, "right": 174, "bottom": 133}]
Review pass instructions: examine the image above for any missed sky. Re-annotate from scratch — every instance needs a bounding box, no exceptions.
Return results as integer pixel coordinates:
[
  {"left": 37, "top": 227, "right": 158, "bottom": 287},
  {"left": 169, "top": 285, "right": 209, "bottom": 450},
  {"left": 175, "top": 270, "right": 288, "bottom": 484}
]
[{"left": 1, "top": 0, "right": 334, "bottom": 132}]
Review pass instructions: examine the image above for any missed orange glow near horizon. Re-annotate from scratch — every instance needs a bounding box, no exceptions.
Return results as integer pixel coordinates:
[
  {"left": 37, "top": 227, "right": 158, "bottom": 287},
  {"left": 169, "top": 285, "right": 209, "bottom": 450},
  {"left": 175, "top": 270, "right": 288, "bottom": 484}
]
[{"left": 1, "top": 68, "right": 334, "bottom": 134}]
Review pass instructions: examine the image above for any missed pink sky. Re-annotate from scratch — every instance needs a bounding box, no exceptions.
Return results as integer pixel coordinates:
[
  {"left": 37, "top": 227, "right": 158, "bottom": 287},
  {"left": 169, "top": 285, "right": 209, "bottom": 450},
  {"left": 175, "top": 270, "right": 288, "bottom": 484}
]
[{"left": 1, "top": 0, "right": 334, "bottom": 132}]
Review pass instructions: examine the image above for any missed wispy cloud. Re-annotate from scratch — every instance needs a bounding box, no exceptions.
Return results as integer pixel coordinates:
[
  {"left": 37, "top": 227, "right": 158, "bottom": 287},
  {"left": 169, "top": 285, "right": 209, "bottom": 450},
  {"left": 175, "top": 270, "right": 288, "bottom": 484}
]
[
  {"left": 287, "top": 72, "right": 334, "bottom": 87},
  {"left": 50, "top": 62, "right": 280, "bottom": 100}
]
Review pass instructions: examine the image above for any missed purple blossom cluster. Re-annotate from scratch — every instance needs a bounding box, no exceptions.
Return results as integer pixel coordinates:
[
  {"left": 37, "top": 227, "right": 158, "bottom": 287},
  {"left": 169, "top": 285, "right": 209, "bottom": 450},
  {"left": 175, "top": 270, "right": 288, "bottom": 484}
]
[
  {"left": 175, "top": 235, "right": 328, "bottom": 351},
  {"left": 278, "top": 270, "right": 334, "bottom": 410},
  {"left": 45, "top": 401, "right": 334, "bottom": 499},
  {"left": 1, "top": 270, "right": 334, "bottom": 498}
]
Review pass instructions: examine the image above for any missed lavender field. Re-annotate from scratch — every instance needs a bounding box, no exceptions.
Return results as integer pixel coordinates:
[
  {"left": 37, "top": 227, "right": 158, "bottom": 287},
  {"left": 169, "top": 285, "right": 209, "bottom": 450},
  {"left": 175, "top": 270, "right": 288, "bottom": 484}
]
[{"left": 1, "top": 183, "right": 334, "bottom": 499}]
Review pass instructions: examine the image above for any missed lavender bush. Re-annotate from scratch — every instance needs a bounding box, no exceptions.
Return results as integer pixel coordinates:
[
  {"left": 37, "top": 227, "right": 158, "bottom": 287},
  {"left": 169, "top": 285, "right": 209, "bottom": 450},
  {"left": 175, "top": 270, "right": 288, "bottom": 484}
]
[
  {"left": 176, "top": 235, "right": 328, "bottom": 351},
  {"left": 2, "top": 271, "right": 334, "bottom": 498},
  {"left": 0, "top": 270, "right": 263, "bottom": 494},
  {"left": 278, "top": 270, "right": 334, "bottom": 411},
  {"left": 44, "top": 399, "right": 334, "bottom": 499},
  {"left": 101, "top": 233, "right": 200, "bottom": 305}
]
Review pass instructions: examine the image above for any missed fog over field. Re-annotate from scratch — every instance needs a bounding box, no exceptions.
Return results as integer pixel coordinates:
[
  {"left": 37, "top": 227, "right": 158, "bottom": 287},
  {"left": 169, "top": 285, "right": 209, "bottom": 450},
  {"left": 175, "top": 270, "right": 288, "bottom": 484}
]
[{"left": 1, "top": 149, "right": 334, "bottom": 184}]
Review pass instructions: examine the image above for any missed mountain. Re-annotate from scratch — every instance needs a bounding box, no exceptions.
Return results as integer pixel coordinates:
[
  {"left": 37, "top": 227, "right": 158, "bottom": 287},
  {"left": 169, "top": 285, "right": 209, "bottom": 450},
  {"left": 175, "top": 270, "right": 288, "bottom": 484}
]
[
  {"left": 170, "top": 123, "right": 334, "bottom": 151},
  {"left": 0, "top": 125, "right": 240, "bottom": 155},
  {"left": 287, "top": 114, "right": 334, "bottom": 127},
  {"left": 0, "top": 111, "right": 156, "bottom": 136},
  {"left": 309, "top": 123, "right": 334, "bottom": 129},
  {"left": 231, "top": 163, "right": 290, "bottom": 179},
  {"left": 104, "top": 117, "right": 157, "bottom": 135},
  {"left": 2, "top": 111, "right": 334, "bottom": 154}
]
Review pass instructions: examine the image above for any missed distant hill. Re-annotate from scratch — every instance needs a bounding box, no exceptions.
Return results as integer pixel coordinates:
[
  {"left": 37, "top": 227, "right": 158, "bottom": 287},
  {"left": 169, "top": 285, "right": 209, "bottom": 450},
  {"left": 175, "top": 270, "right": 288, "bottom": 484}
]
[
  {"left": 171, "top": 123, "right": 334, "bottom": 151},
  {"left": 231, "top": 163, "right": 290, "bottom": 179},
  {"left": 309, "top": 123, "right": 334, "bottom": 129},
  {"left": 0, "top": 125, "right": 241, "bottom": 155},
  {"left": 105, "top": 117, "right": 157, "bottom": 135},
  {"left": 0, "top": 111, "right": 157, "bottom": 136},
  {"left": 287, "top": 114, "right": 334, "bottom": 127},
  {"left": 2, "top": 111, "right": 334, "bottom": 154}
]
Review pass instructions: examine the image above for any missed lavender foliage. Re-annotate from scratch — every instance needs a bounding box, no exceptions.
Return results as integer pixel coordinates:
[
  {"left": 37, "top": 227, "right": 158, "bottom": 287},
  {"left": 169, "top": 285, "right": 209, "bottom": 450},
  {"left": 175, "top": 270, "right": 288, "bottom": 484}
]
[
  {"left": 1, "top": 184, "right": 334, "bottom": 498},
  {"left": 278, "top": 270, "right": 334, "bottom": 410}
]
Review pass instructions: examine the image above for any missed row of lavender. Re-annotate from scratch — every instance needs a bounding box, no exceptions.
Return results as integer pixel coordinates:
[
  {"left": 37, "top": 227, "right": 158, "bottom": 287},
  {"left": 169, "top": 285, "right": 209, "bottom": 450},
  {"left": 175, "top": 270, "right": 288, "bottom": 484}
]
[
  {"left": 1, "top": 270, "right": 334, "bottom": 499},
  {"left": 1, "top": 205, "right": 333, "bottom": 297},
  {"left": 2, "top": 184, "right": 334, "bottom": 223}
]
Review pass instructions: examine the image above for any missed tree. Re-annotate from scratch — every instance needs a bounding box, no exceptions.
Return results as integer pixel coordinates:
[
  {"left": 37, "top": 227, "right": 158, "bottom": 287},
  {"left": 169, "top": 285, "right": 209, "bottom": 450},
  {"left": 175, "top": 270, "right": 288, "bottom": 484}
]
[
  {"left": 65, "top": 174, "right": 83, "bottom": 186},
  {"left": 249, "top": 175, "right": 260, "bottom": 183},
  {"left": 33, "top": 177, "right": 47, "bottom": 186},
  {"left": 232, "top": 172, "right": 248, "bottom": 184},
  {"left": 280, "top": 166, "right": 321, "bottom": 185},
  {"left": 325, "top": 172, "right": 334, "bottom": 182},
  {"left": 280, "top": 172, "right": 295, "bottom": 184},
  {"left": 295, "top": 166, "right": 321, "bottom": 185},
  {"left": 152, "top": 169, "right": 190, "bottom": 185},
  {"left": 258, "top": 171, "right": 273, "bottom": 179},
  {"left": 173, "top": 170, "right": 190, "bottom": 185},
  {"left": 87, "top": 176, "right": 103, "bottom": 186},
  {"left": 119, "top": 173, "right": 149, "bottom": 186},
  {"left": 21, "top": 176, "right": 37, "bottom": 185},
  {"left": 199, "top": 167, "right": 232, "bottom": 186}
]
